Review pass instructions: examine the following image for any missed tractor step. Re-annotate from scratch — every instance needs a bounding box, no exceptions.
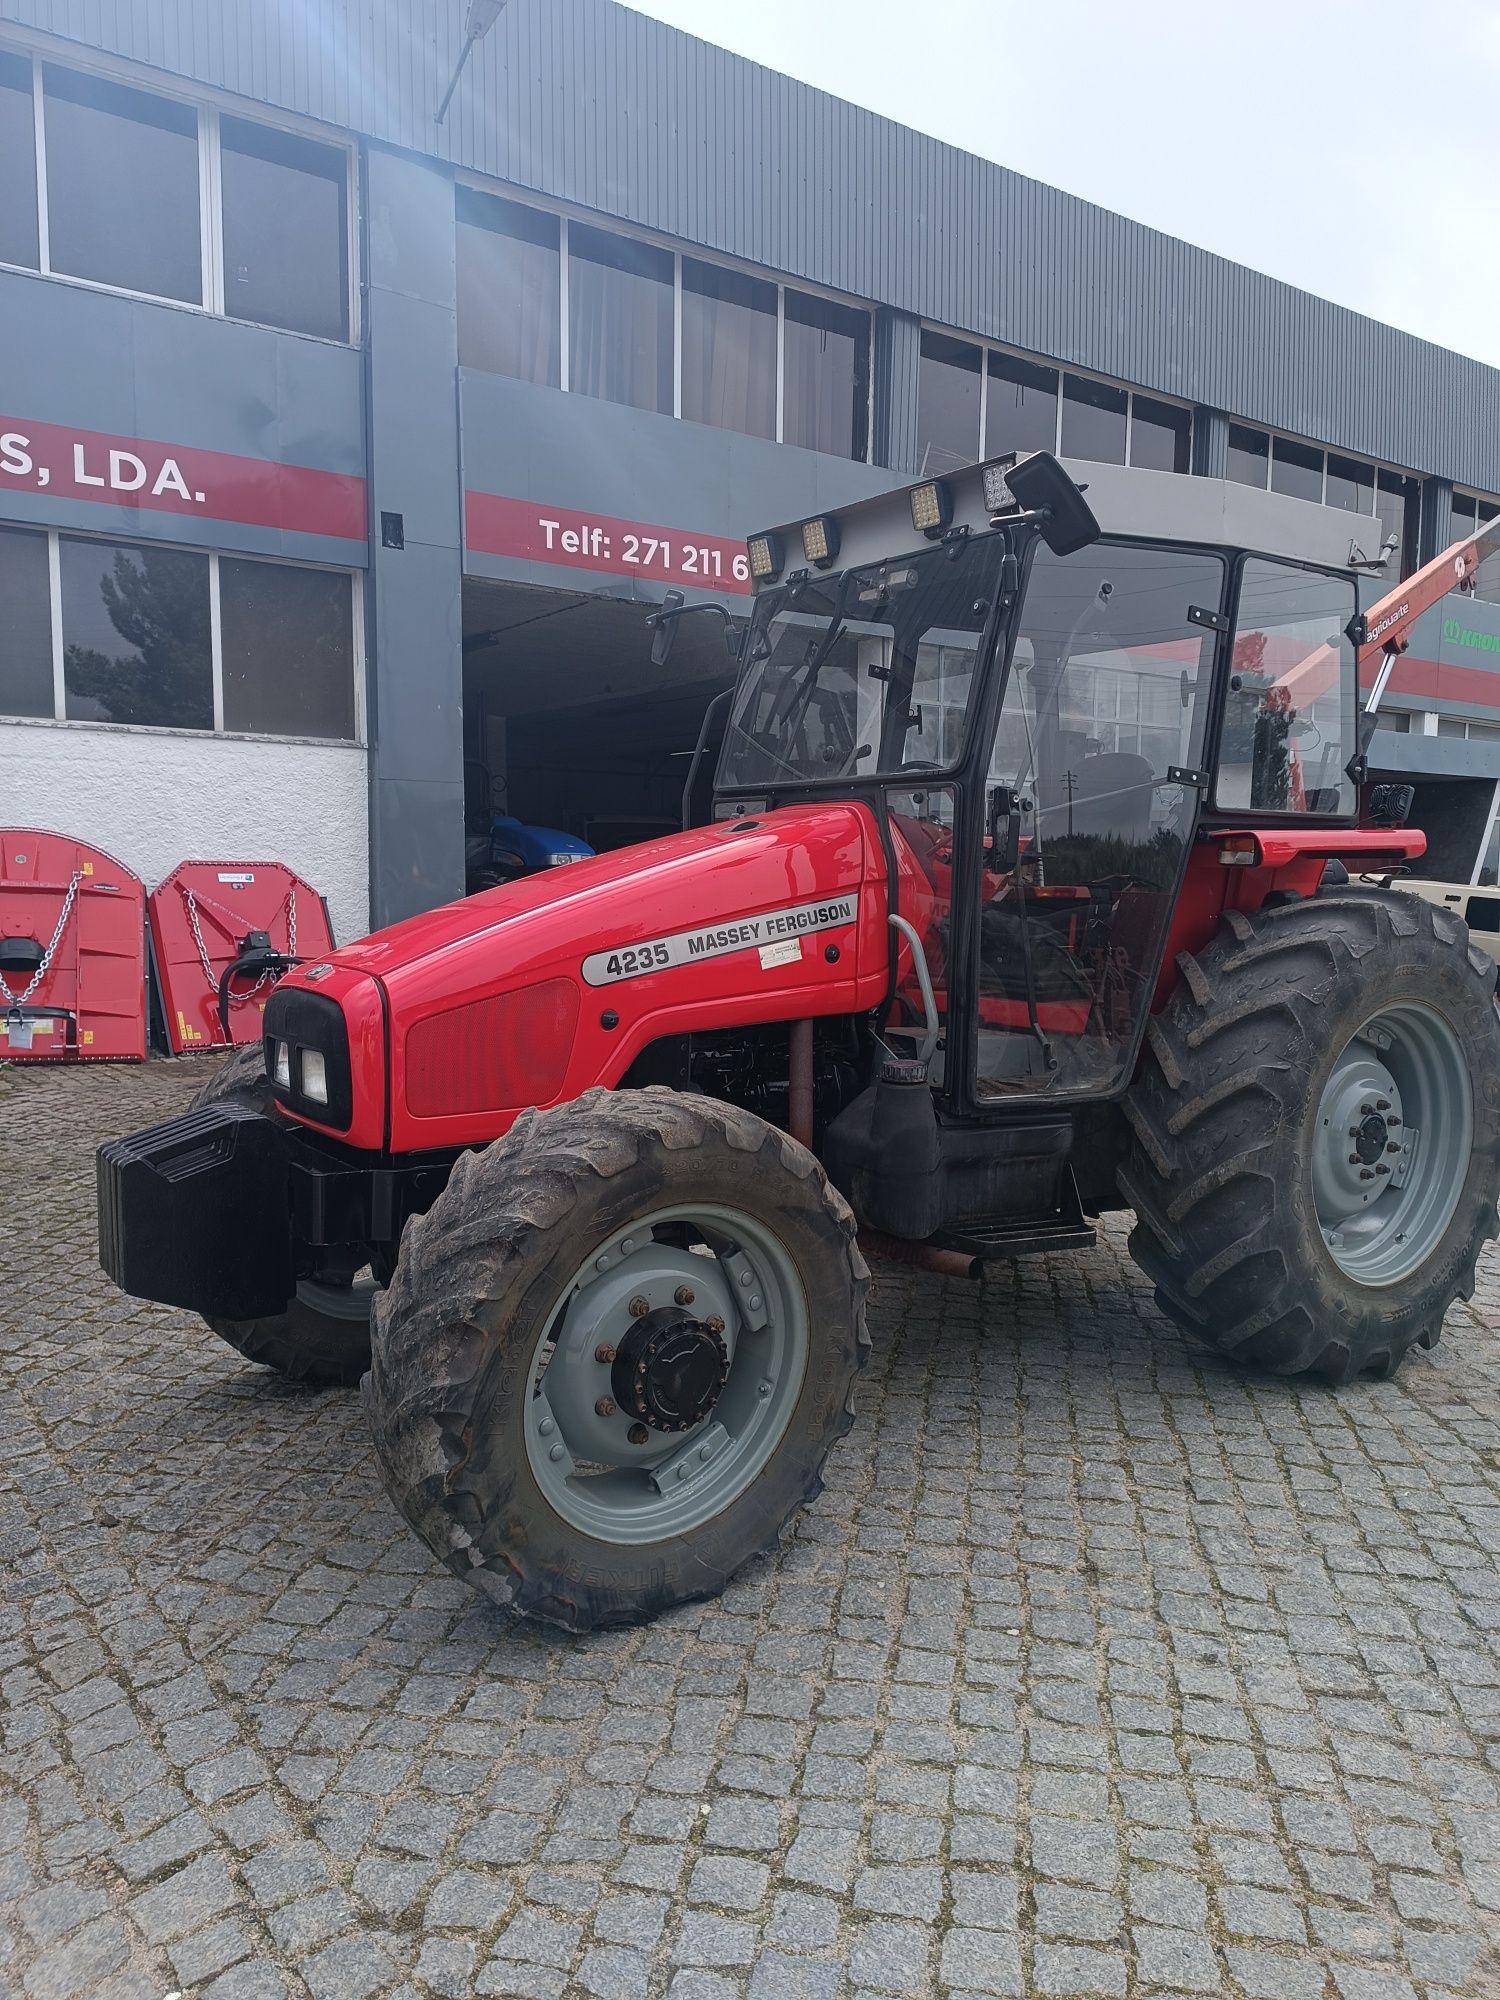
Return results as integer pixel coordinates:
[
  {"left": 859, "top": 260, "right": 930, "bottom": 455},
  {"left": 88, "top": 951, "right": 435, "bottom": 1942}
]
[{"left": 937, "top": 1217, "right": 1098, "bottom": 1260}]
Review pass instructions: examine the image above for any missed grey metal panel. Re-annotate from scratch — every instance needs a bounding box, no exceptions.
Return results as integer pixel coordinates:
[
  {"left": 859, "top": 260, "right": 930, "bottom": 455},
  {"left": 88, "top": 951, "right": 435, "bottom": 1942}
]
[
  {"left": 363, "top": 146, "right": 465, "bottom": 924},
  {"left": 6, "top": 0, "right": 1499, "bottom": 493},
  {"left": 1369, "top": 731, "right": 1500, "bottom": 780},
  {"left": 458, "top": 370, "right": 897, "bottom": 557},
  {"left": 0, "top": 269, "right": 364, "bottom": 474}
]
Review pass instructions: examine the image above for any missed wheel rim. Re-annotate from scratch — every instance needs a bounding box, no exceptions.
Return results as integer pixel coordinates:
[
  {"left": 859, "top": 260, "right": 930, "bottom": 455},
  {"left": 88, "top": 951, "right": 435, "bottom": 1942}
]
[
  {"left": 1312, "top": 1002, "right": 1472, "bottom": 1285},
  {"left": 521, "top": 1204, "right": 809, "bottom": 1545}
]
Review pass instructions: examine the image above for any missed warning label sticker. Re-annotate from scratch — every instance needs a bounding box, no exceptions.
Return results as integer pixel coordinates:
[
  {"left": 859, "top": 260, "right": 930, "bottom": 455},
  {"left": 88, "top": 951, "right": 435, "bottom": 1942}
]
[{"left": 581, "top": 893, "right": 858, "bottom": 987}]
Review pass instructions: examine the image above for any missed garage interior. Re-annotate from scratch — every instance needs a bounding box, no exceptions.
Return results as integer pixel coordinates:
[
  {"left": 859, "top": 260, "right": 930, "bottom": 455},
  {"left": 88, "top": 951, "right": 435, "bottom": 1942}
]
[{"left": 461, "top": 581, "right": 743, "bottom": 859}]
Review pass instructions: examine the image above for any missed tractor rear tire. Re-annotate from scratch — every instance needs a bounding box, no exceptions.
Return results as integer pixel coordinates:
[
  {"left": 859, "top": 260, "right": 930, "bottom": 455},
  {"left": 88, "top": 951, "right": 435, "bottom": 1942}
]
[
  {"left": 364, "top": 1086, "right": 870, "bottom": 1631},
  {"left": 187, "top": 1046, "right": 374, "bottom": 1386},
  {"left": 1120, "top": 890, "right": 1500, "bottom": 1382}
]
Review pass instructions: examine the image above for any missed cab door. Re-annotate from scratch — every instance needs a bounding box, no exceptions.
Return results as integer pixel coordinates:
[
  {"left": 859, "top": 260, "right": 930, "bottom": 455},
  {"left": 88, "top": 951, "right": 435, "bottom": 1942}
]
[{"left": 971, "top": 539, "right": 1224, "bottom": 1098}]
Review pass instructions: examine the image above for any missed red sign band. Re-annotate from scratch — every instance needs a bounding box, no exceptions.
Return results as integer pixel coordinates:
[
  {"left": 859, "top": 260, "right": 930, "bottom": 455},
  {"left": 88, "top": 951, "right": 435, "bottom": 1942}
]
[
  {"left": 465, "top": 491, "right": 753, "bottom": 595},
  {"left": 0, "top": 415, "right": 366, "bottom": 543}
]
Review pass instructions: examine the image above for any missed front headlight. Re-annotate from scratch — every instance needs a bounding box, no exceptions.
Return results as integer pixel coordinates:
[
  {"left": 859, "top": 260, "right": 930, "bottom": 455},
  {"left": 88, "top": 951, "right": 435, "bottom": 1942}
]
[
  {"left": 273, "top": 1040, "right": 291, "bottom": 1090},
  {"left": 545, "top": 852, "right": 586, "bottom": 867},
  {"left": 300, "top": 1049, "right": 329, "bottom": 1105}
]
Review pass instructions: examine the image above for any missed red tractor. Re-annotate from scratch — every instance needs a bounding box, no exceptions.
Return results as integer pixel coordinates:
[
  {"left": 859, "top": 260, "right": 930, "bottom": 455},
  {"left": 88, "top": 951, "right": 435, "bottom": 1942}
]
[{"left": 99, "top": 453, "right": 1500, "bottom": 1630}]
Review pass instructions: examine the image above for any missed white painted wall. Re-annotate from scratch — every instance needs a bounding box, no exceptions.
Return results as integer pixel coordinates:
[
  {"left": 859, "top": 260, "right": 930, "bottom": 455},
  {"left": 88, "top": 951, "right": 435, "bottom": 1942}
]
[{"left": 0, "top": 720, "right": 370, "bottom": 943}]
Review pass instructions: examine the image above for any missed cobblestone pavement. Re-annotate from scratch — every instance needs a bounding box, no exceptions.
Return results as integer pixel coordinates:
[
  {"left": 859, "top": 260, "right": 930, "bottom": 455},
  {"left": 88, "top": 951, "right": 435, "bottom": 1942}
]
[{"left": 6, "top": 1059, "right": 1500, "bottom": 2000}]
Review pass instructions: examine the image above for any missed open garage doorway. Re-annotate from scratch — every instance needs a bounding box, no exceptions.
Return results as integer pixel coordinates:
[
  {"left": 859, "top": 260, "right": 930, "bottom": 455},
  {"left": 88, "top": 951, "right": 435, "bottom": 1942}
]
[{"left": 462, "top": 580, "right": 740, "bottom": 883}]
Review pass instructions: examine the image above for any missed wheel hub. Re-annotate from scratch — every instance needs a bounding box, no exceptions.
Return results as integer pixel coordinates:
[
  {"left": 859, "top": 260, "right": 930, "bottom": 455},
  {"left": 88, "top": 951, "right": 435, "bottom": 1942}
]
[{"left": 613, "top": 1308, "right": 729, "bottom": 1433}]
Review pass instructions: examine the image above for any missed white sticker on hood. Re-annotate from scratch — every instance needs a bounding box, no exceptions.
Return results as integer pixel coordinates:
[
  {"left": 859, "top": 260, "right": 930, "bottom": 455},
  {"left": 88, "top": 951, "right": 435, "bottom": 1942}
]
[{"left": 581, "top": 893, "right": 858, "bottom": 987}]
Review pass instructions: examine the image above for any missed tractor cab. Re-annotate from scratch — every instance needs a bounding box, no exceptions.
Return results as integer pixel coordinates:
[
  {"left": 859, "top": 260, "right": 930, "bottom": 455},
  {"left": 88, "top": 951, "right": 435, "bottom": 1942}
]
[{"left": 717, "top": 453, "right": 1375, "bottom": 1112}]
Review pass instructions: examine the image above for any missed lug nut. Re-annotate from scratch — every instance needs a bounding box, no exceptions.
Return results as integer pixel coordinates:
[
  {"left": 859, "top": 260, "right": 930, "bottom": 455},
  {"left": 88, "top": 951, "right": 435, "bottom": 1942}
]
[
  {"left": 704, "top": 1315, "right": 725, "bottom": 1335},
  {"left": 1375, "top": 1164, "right": 1390, "bottom": 1176},
  {"left": 1386, "top": 1142, "right": 1402, "bottom": 1155},
  {"left": 674, "top": 1285, "right": 695, "bottom": 1307},
  {"left": 1387, "top": 1116, "right": 1402, "bottom": 1127},
  {"left": 1348, "top": 1155, "right": 1360, "bottom": 1166},
  {"left": 595, "top": 1342, "right": 617, "bottom": 1363},
  {"left": 1359, "top": 1168, "right": 1376, "bottom": 1181},
  {"left": 628, "top": 1295, "right": 650, "bottom": 1318},
  {"left": 1361, "top": 1102, "right": 1374, "bottom": 1115},
  {"left": 595, "top": 1396, "right": 615, "bottom": 1418},
  {"left": 1376, "top": 1098, "right": 1390, "bottom": 1111},
  {"left": 627, "top": 1423, "right": 649, "bottom": 1445}
]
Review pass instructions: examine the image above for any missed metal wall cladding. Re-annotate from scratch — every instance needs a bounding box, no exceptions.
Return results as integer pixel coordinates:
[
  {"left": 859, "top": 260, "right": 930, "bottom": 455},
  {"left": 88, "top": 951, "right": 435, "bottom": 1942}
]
[{"left": 5, "top": 0, "right": 1498, "bottom": 491}]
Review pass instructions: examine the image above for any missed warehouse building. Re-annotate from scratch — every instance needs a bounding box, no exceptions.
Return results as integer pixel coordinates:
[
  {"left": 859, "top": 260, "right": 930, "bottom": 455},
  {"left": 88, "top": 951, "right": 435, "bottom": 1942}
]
[{"left": 2, "top": 0, "right": 1500, "bottom": 943}]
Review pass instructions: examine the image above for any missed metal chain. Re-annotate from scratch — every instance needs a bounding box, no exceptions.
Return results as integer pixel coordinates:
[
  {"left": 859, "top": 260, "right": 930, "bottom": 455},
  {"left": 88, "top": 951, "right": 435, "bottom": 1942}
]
[
  {"left": 183, "top": 883, "right": 298, "bottom": 1044},
  {"left": 0, "top": 871, "right": 83, "bottom": 1014}
]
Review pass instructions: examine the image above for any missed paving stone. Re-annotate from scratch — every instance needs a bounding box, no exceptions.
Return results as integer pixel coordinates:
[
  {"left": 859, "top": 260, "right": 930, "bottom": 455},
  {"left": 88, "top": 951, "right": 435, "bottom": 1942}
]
[{"left": 13, "top": 1060, "right": 1500, "bottom": 2000}]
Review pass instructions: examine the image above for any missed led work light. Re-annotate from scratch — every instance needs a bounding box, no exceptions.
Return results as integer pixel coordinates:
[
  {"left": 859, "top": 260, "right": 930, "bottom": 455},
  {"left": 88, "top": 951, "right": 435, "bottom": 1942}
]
[
  {"left": 909, "top": 480, "right": 952, "bottom": 536},
  {"left": 981, "top": 458, "right": 1019, "bottom": 515},
  {"left": 801, "top": 516, "right": 840, "bottom": 568},
  {"left": 746, "top": 531, "right": 783, "bottom": 582}
]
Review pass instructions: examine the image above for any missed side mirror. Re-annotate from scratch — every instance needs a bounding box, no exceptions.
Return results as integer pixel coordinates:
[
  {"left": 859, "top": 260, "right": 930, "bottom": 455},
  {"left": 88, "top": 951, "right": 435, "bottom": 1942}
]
[
  {"left": 646, "top": 588, "right": 686, "bottom": 668},
  {"left": 1001, "top": 451, "right": 1101, "bottom": 557}
]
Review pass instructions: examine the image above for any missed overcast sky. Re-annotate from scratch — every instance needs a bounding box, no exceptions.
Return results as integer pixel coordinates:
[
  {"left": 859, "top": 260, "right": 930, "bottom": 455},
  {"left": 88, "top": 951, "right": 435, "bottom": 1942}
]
[{"left": 627, "top": 0, "right": 1500, "bottom": 370}]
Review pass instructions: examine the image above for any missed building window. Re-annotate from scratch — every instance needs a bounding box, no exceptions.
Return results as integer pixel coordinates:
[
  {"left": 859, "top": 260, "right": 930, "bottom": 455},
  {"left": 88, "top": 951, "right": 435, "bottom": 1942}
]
[
  {"left": 60, "top": 536, "right": 213, "bottom": 728},
  {"left": 917, "top": 328, "right": 1190, "bottom": 477},
  {"left": 0, "top": 49, "right": 38, "bottom": 270},
  {"left": 0, "top": 525, "right": 53, "bottom": 718},
  {"left": 1270, "top": 435, "right": 1323, "bottom": 503},
  {"left": 456, "top": 187, "right": 560, "bottom": 386},
  {"left": 1325, "top": 453, "right": 1373, "bottom": 515},
  {"left": 1377, "top": 469, "right": 1420, "bottom": 580},
  {"left": 782, "top": 289, "right": 870, "bottom": 460},
  {"left": 1453, "top": 492, "right": 1500, "bottom": 604},
  {"left": 1226, "top": 424, "right": 1270, "bottom": 488},
  {"left": 220, "top": 116, "right": 348, "bottom": 342},
  {"left": 0, "top": 527, "right": 359, "bottom": 740},
  {"left": 43, "top": 64, "right": 201, "bottom": 304},
  {"left": 568, "top": 223, "right": 674, "bottom": 416},
  {"left": 1061, "top": 375, "right": 1128, "bottom": 464},
  {"left": 454, "top": 186, "right": 873, "bottom": 461},
  {"left": 220, "top": 557, "right": 355, "bottom": 739},
  {"left": 917, "top": 331, "right": 982, "bottom": 473},
  {"left": 1130, "top": 395, "right": 1191, "bottom": 475},
  {"left": 0, "top": 49, "right": 353, "bottom": 337},
  {"left": 681, "top": 258, "right": 777, "bottom": 441},
  {"left": 1225, "top": 420, "right": 1420, "bottom": 577},
  {"left": 985, "top": 352, "right": 1058, "bottom": 460}
]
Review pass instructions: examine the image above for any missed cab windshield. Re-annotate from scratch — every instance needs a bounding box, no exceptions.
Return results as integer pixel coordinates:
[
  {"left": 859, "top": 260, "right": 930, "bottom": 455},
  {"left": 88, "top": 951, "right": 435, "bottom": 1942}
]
[{"left": 717, "top": 535, "right": 1001, "bottom": 789}]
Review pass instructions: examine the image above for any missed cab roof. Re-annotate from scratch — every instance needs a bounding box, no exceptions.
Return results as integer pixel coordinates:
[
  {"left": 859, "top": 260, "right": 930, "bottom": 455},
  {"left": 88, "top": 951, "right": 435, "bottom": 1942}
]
[{"left": 757, "top": 456, "right": 1388, "bottom": 585}]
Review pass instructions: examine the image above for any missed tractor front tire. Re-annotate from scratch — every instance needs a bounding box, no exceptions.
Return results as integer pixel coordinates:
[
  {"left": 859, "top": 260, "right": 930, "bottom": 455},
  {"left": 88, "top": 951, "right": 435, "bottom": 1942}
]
[
  {"left": 187, "top": 1046, "right": 374, "bottom": 1386},
  {"left": 1121, "top": 890, "right": 1500, "bottom": 1382},
  {"left": 364, "top": 1087, "right": 869, "bottom": 1631}
]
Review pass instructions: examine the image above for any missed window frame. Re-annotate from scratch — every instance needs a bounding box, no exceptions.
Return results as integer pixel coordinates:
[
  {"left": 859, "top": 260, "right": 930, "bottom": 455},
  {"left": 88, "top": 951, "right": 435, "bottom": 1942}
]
[
  {"left": 1224, "top": 417, "right": 1421, "bottom": 569},
  {"left": 1211, "top": 550, "right": 1360, "bottom": 822},
  {"left": 0, "top": 36, "right": 358, "bottom": 344},
  {"left": 0, "top": 525, "right": 364, "bottom": 747},
  {"left": 915, "top": 322, "right": 1194, "bottom": 477},
  {"left": 454, "top": 171, "right": 876, "bottom": 463}
]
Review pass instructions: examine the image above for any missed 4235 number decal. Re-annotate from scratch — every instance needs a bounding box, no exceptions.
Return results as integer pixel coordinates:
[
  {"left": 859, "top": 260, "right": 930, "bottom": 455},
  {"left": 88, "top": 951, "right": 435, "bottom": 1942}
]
[{"left": 581, "top": 894, "right": 859, "bottom": 988}]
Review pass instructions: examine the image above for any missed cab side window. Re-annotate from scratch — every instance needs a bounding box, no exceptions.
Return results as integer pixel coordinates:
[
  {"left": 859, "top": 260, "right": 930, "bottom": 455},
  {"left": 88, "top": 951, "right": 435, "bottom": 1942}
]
[{"left": 1218, "top": 560, "right": 1357, "bottom": 816}]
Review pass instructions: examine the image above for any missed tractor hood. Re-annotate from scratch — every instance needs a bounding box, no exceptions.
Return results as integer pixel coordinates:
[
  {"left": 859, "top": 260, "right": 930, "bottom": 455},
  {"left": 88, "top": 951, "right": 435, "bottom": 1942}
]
[{"left": 276, "top": 804, "right": 890, "bottom": 1153}]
